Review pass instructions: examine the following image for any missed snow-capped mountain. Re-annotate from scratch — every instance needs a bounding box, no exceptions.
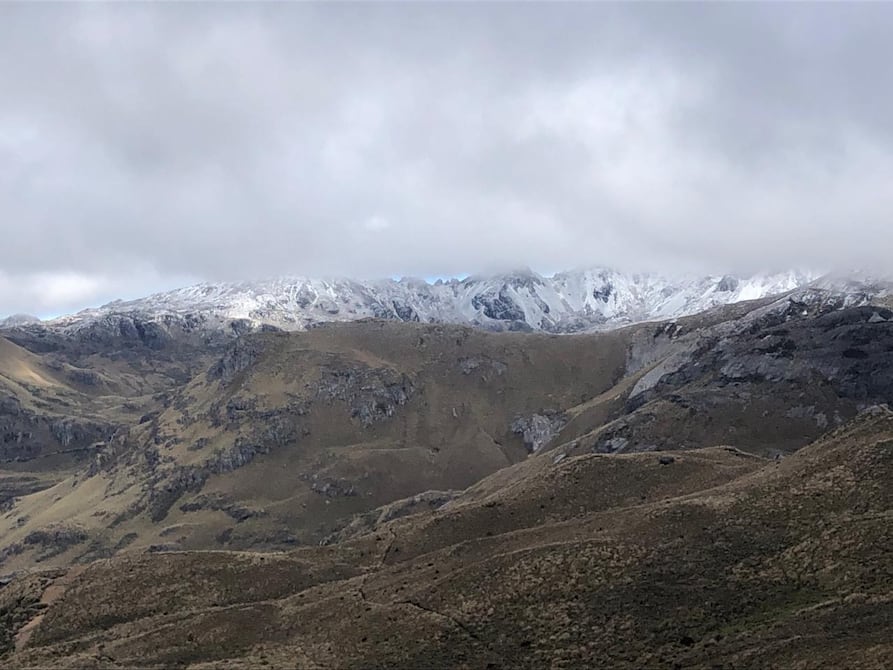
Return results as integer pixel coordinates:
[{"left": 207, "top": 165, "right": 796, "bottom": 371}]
[
  {"left": 16, "top": 268, "right": 823, "bottom": 343},
  {"left": 0, "top": 314, "right": 41, "bottom": 329}
]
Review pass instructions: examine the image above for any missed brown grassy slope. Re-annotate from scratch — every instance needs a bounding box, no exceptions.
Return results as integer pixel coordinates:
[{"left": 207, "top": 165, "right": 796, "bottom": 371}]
[
  {"left": 150, "top": 320, "right": 631, "bottom": 541},
  {"left": 0, "top": 338, "right": 141, "bottom": 507},
  {"left": 0, "top": 334, "right": 194, "bottom": 474},
  {"left": 0, "top": 339, "right": 67, "bottom": 392},
  {"left": 0, "top": 333, "right": 221, "bottom": 570},
  {"left": 6, "top": 407, "right": 891, "bottom": 669},
  {"left": 0, "top": 321, "right": 636, "bottom": 570},
  {"left": 7, "top": 299, "right": 893, "bottom": 572}
]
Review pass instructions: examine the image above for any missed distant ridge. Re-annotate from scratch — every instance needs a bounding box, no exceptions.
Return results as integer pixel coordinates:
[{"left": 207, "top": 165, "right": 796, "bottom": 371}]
[
  {"left": 2, "top": 268, "right": 823, "bottom": 341},
  {"left": 0, "top": 314, "right": 41, "bottom": 329}
]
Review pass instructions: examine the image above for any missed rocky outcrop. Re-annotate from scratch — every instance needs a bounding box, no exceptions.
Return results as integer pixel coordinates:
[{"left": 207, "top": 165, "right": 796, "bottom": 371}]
[
  {"left": 179, "top": 493, "right": 266, "bottom": 522},
  {"left": 511, "top": 412, "right": 566, "bottom": 453},
  {"left": 716, "top": 275, "right": 739, "bottom": 292},
  {"left": 0, "top": 475, "right": 54, "bottom": 511},
  {"left": 146, "top": 436, "right": 280, "bottom": 522},
  {"left": 575, "top": 302, "right": 893, "bottom": 457},
  {"left": 0, "top": 407, "right": 116, "bottom": 467},
  {"left": 208, "top": 338, "right": 265, "bottom": 385},
  {"left": 207, "top": 439, "right": 272, "bottom": 475},
  {"left": 458, "top": 356, "right": 507, "bottom": 381},
  {"left": 48, "top": 419, "right": 110, "bottom": 450},
  {"left": 307, "top": 475, "right": 358, "bottom": 498},
  {"left": 471, "top": 288, "right": 526, "bottom": 323},
  {"left": 1, "top": 525, "right": 88, "bottom": 564},
  {"left": 322, "top": 490, "right": 462, "bottom": 544},
  {"left": 147, "top": 466, "right": 208, "bottom": 522},
  {"left": 316, "top": 365, "right": 414, "bottom": 427}
]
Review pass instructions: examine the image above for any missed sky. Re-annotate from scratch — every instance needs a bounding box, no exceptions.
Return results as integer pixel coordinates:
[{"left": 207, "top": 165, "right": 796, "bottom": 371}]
[{"left": 2, "top": 3, "right": 893, "bottom": 318}]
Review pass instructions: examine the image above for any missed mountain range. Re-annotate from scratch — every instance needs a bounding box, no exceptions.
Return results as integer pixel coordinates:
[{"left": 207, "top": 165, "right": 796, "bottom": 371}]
[
  {"left": 5, "top": 268, "right": 821, "bottom": 342},
  {"left": 0, "top": 268, "right": 890, "bottom": 667}
]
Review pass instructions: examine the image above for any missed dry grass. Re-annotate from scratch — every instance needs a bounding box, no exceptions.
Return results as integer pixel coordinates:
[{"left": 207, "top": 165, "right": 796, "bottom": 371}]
[{"left": 2, "top": 408, "right": 890, "bottom": 669}]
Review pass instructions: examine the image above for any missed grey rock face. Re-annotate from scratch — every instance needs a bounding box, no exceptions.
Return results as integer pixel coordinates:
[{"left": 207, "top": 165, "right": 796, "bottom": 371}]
[
  {"left": 471, "top": 288, "right": 526, "bottom": 322},
  {"left": 179, "top": 493, "right": 266, "bottom": 522},
  {"left": 511, "top": 412, "right": 566, "bottom": 453},
  {"left": 66, "top": 368, "right": 103, "bottom": 387},
  {"left": 458, "top": 356, "right": 508, "bottom": 380},
  {"left": 0, "top": 405, "right": 115, "bottom": 467},
  {"left": 208, "top": 338, "right": 265, "bottom": 385},
  {"left": 316, "top": 365, "right": 414, "bottom": 427},
  {"left": 207, "top": 439, "right": 270, "bottom": 475},
  {"left": 0, "top": 395, "right": 21, "bottom": 417},
  {"left": 147, "top": 466, "right": 208, "bottom": 522},
  {"left": 785, "top": 405, "right": 829, "bottom": 429},
  {"left": 716, "top": 275, "right": 739, "bottom": 292},
  {"left": 308, "top": 476, "right": 358, "bottom": 498},
  {"left": 1, "top": 524, "right": 89, "bottom": 563},
  {"left": 0, "top": 475, "right": 52, "bottom": 510},
  {"left": 590, "top": 301, "right": 893, "bottom": 457},
  {"left": 602, "top": 436, "right": 630, "bottom": 453},
  {"left": 49, "top": 419, "right": 108, "bottom": 449},
  {"left": 391, "top": 300, "right": 419, "bottom": 322},
  {"left": 592, "top": 281, "right": 613, "bottom": 302}
]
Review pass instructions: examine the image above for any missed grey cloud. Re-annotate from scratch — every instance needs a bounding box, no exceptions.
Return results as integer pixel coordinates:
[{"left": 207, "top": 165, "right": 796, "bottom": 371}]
[{"left": 1, "top": 3, "right": 892, "bottom": 316}]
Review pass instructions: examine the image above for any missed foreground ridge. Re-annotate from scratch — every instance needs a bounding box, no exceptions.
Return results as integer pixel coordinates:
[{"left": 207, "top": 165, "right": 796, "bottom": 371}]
[{"left": 2, "top": 411, "right": 890, "bottom": 668}]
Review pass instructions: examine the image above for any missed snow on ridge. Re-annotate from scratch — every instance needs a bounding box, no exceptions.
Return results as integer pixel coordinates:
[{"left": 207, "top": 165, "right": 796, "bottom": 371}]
[{"left": 33, "top": 267, "right": 831, "bottom": 336}]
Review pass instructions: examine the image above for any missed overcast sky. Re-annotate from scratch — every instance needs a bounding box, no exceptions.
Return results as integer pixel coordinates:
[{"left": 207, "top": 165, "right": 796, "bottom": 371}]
[{"left": 2, "top": 3, "right": 893, "bottom": 317}]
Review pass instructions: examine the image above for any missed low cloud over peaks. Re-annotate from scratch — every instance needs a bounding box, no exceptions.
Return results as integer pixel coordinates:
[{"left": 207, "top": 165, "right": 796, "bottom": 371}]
[{"left": 2, "top": 3, "right": 892, "bottom": 315}]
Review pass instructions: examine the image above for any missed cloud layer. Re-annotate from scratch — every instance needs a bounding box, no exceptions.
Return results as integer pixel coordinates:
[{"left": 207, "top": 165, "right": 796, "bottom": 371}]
[{"left": 2, "top": 3, "right": 892, "bottom": 316}]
